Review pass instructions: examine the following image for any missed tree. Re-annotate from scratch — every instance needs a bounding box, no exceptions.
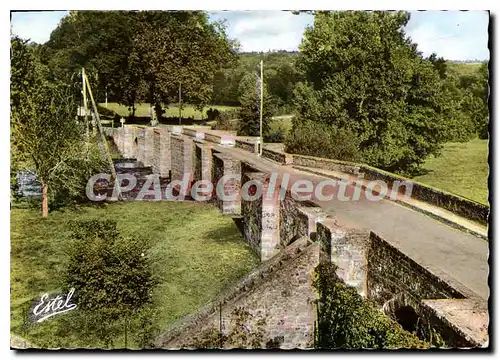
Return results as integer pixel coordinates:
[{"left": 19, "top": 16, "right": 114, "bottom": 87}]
[
  {"left": 11, "top": 37, "right": 105, "bottom": 216},
  {"left": 237, "top": 72, "right": 275, "bottom": 137},
  {"left": 293, "top": 11, "right": 449, "bottom": 174},
  {"left": 128, "top": 11, "right": 238, "bottom": 120},
  {"left": 41, "top": 11, "right": 138, "bottom": 102}
]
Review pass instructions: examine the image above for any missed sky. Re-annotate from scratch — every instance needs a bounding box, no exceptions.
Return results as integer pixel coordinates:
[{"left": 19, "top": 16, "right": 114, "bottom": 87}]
[{"left": 10, "top": 10, "right": 490, "bottom": 61}]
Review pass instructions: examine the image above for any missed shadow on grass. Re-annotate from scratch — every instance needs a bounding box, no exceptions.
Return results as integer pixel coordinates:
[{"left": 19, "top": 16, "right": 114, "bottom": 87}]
[
  {"left": 407, "top": 167, "right": 433, "bottom": 178},
  {"left": 202, "top": 220, "right": 245, "bottom": 244}
]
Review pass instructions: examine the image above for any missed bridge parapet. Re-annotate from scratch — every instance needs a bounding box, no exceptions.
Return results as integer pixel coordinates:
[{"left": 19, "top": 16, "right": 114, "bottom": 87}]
[{"left": 106, "top": 125, "right": 488, "bottom": 348}]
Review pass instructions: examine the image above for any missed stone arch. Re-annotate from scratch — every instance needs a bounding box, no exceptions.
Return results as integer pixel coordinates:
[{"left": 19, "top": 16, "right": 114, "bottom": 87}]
[{"left": 382, "top": 292, "right": 421, "bottom": 333}]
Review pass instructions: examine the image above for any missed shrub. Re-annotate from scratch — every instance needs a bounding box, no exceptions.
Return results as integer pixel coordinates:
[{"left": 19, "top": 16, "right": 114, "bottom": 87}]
[
  {"left": 285, "top": 119, "right": 360, "bottom": 162},
  {"left": 265, "top": 124, "right": 285, "bottom": 143},
  {"left": 63, "top": 219, "right": 155, "bottom": 315},
  {"left": 313, "top": 262, "right": 428, "bottom": 349}
]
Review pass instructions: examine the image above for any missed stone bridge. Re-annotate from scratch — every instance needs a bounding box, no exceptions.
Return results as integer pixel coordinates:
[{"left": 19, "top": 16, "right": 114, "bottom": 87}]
[{"left": 104, "top": 124, "right": 489, "bottom": 349}]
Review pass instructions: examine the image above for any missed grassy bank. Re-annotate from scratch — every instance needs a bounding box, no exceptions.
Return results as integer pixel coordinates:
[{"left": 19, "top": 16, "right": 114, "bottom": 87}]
[
  {"left": 11, "top": 201, "right": 258, "bottom": 348},
  {"left": 101, "top": 102, "right": 239, "bottom": 120},
  {"left": 413, "top": 138, "right": 489, "bottom": 205}
]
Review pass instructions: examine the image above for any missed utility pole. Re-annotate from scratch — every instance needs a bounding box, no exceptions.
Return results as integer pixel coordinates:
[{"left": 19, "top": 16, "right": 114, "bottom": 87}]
[
  {"left": 82, "top": 68, "right": 89, "bottom": 141},
  {"left": 178, "top": 82, "right": 182, "bottom": 125},
  {"left": 83, "top": 70, "right": 119, "bottom": 198},
  {"left": 259, "top": 60, "right": 263, "bottom": 156}
]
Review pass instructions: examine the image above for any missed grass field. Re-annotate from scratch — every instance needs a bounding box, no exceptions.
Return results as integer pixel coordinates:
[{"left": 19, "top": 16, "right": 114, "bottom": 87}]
[
  {"left": 446, "top": 62, "right": 484, "bottom": 75},
  {"left": 102, "top": 102, "right": 239, "bottom": 120},
  {"left": 10, "top": 201, "right": 258, "bottom": 348},
  {"left": 413, "top": 138, "right": 489, "bottom": 205}
]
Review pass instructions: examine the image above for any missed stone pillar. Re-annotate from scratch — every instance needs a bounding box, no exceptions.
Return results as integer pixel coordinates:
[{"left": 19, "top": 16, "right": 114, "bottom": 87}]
[
  {"left": 152, "top": 129, "right": 161, "bottom": 174},
  {"left": 170, "top": 135, "right": 184, "bottom": 182},
  {"left": 297, "top": 206, "right": 328, "bottom": 239},
  {"left": 316, "top": 219, "right": 369, "bottom": 297},
  {"left": 183, "top": 137, "right": 195, "bottom": 185},
  {"left": 241, "top": 172, "right": 280, "bottom": 261},
  {"left": 201, "top": 143, "right": 213, "bottom": 183},
  {"left": 212, "top": 153, "right": 241, "bottom": 216},
  {"left": 137, "top": 128, "right": 146, "bottom": 165},
  {"left": 159, "top": 128, "right": 171, "bottom": 178},
  {"left": 121, "top": 126, "right": 136, "bottom": 159},
  {"left": 144, "top": 128, "right": 155, "bottom": 167}
]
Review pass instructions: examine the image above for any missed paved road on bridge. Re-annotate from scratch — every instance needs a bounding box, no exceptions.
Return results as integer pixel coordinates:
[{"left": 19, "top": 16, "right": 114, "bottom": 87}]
[{"left": 214, "top": 144, "right": 489, "bottom": 301}]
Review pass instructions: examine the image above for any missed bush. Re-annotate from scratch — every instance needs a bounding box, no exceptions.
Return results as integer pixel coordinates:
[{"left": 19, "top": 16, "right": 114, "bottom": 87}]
[
  {"left": 62, "top": 219, "right": 157, "bottom": 347},
  {"left": 63, "top": 219, "right": 155, "bottom": 315},
  {"left": 285, "top": 119, "right": 360, "bottom": 162},
  {"left": 265, "top": 124, "right": 286, "bottom": 143},
  {"left": 314, "top": 263, "right": 428, "bottom": 349}
]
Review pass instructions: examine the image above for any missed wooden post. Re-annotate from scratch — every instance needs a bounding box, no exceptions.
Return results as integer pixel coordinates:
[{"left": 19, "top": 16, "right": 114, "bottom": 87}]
[
  {"left": 178, "top": 82, "right": 182, "bottom": 125},
  {"left": 259, "top": 60, "right": 263, "bottom": 156},
  {"left": 82, "top": 68, "right": 89, "bottom": 141},
  {"left": 83, "top": 71, "right": 119, "bottom": 197}
]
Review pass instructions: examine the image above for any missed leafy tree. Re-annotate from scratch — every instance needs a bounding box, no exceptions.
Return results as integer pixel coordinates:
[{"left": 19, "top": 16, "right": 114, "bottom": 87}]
[
  {"left": 237, "top": 72, "right": 275, "bottom": 137},
  {"left": 128, "top": 11, "right": 238, "bottom": 120},
  {"left": 293, "top": 11, "right": 449, "bottom": 174},
  {"left": 428, "top": 53, "right": 447, "bottom": 80},
  {"left": 10, "top": 37, "right": 106, "bottom": 216},
  {"left": 41, "top": 11, "right": 138, "bottom": 102}
]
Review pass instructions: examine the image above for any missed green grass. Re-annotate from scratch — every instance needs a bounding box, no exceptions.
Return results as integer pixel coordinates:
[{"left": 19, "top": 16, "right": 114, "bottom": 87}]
[
  {"left": 446, "top": 61, "right": 484, "bottom": 75},
  {"left": 10, "top": 201, "right": 258, "bottom": 348},
  {"left": 102, "top": 102, "right": 239, "bottom": 120},
  {"left": 413, "top": 138, "right": 489, "bottom": 204}
]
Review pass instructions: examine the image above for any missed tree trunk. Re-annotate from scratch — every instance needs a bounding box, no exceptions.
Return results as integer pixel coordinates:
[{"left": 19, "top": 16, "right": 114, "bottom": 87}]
[{"left": 41, "top": 183, "right": 48, "bottom": 217}]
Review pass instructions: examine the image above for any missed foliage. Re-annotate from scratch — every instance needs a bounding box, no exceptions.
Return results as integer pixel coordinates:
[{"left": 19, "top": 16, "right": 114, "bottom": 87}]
[
  {"left": 237, "top": 72, "right": 276, "bottom": 137},
  {"left": 126, "top": 11, "right": 238, "bottom": 119},
  {"left": 434, "top": 60, "right": 489, "bottom": 142},
  {"left": 294, "top": 11, "right": 451, "bottom": 174},
  {"left": 41, "top": 11, "right": 138, "bottom": 102},
  {"left": 313, "top": 262, "right": 428, "bottom": 349},
  {"left": 11, "top": 36, "right": 107, "bottom": 216},
  {"left": 211, "top": 51, "right": 301, "bottom": 114},
  {"left": 184, "top": 307, "right": 267, "bottom": 349},
  {"left": 285, "top": 119, "right": 361, "bottom": 161},
  {"left": 63, "top": 219, "right": 155, "bottom": 314}
]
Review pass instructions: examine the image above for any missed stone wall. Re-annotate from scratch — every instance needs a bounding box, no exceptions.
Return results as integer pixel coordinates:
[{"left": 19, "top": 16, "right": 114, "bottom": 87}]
[
  {"left": 235, "top": 138, "right": 258, "bottom": 153},
  {"left": 155, "top": 237, "right": 319, "bottom": 349},
  {"left": 419, "top": 299, "right": 488, "bottom": 348},
  {"left": 292, "top": 154, "right": 489, "bottom": 225},
  {"left": 367, "top": 232, "right": 468, "bottom": 308}
]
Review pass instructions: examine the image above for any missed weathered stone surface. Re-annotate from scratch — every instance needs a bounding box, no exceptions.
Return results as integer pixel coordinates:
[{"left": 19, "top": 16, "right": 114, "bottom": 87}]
[
  {"left": 212, "top": 153, "right": 241, "bottom": 215},
  {"left": 279, "top": 192, "right": 319, "bottom": 247},
  {"left": 155, "top": 238, "right": 319, "bottom": 349},
  {"left": 316, "top": 219, "right": 369, "bottom": 297},
  {"left": 241, "top": 172, "right": 280, "bottom": 261},
  {"left": 420, "top": 299, "right": 488, "bottom": 348},
  {"left": 367, "top": 232, "right": 467, "bottom": 308}
]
